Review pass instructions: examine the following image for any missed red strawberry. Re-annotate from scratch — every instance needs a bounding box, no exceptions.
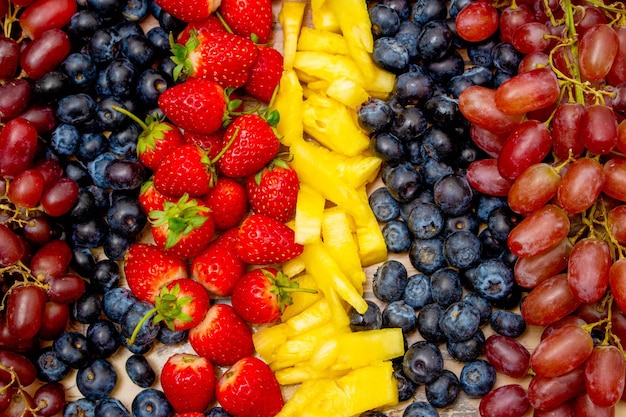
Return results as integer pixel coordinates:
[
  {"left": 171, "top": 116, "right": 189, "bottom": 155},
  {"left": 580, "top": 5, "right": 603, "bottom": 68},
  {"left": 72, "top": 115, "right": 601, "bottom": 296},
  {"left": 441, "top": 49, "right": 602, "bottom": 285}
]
[
  {"left": 237, "top": 213, "right": 303, "bottom": 265},
  {"left": 188, "top": 303, "right": 254, "bottom": 367},
  {"left": 171, "top": 30, "right": 258, "bottom": 88},
  {"left": 203, "top": 177, "right": 248, "bottom": 230},
  {"left": 177, "top": 14, "right": 227, "bottom": 44},
  {"left": 218, "top": 0, "right": 273, "bottom": 44},
  {"left": 183, "top": 129, "right": 224, "bottom": 160},
  {"left": 218, "top": 113, "right": 280, "bottom": 178},
  {"left": 123, "top": 243, "right": 188, "bottom": 303},
  {"left": 152, "top": 0, "right": 219, "bottom": 23},
  {"left": 232, "top": 268, "right": 315, "bottom": 324},
  {"left": 175, "top": 413, "right": 205, "bottom": 417},
  {"left": 216, "top": 356, "right": 284, "bottom": 417},
  {"left": 153, "top": 144, "right": 218, "bottom": 198},
  {"left": 246, "top": 158, "right": 299, "bottom": 223},
  {"left": 113, "top": 107, "right": 184, "bottom": 171},
  {"left": 191, "top": 228, "right": 246, "bottom": 297},
  {"left": 138, "top": 179, "right": 176, "bottom": 213},
  {"left": 149, "top": 194, "right": 215, "bottom": 259},
  {"left": 158, "top": 78, "right": 227, "bottom": 135},
  {"left": 160, "top": 353, "right": 216, "bottom": 414},
  {"left": 245, "top": 46, "right": 283, "bottom": 103}
]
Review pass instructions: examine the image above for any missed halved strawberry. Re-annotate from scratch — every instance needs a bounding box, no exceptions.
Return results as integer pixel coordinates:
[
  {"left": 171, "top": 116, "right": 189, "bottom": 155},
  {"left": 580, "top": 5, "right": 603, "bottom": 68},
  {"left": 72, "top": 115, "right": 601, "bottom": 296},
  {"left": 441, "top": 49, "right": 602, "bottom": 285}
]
[{"left": 236, "top": 213, "right": 303, "bottom": 265}]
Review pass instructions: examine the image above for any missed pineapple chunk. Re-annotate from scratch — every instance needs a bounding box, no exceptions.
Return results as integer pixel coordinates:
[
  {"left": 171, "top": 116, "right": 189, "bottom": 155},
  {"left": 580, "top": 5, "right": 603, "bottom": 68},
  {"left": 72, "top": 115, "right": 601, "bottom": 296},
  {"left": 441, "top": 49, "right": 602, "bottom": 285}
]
[
  {"left": 347, "top": 45, "right": 395, "bottom": 97},
  {"left": 252, "top": 323, "right": 288, "bottom": 363},
  {"left": 305, "top": 79, "right": 330, "bottom": 92},
  {"left": 275, "top": 364, "right": 348, "bottom": 386},
  {"left": 297, "top": 26, "right": 348, "bottom": 55},
  {"left": 281, "top": 255, "right": 306, "bottom": 278},
  {"left": 278, "top": 1, "right": 306, "bottom": 70},
  {"left": 275, "top": 379, "right": 339, "bottom": 417},
  {"left": 281, "top": 273, "right": 322, "bottom": 321},
  {"left": 302, "top": 93, "right": 369, "bottom": 156},
  {"left": 325, "top": 0, "right": 374, "bottom": 53},
  {"left": 310, "top": 0, "right": 340, "bottom": 33},
  {"left": 293, "top": 51, "right": 365, "bottom": 87},
  {"left": 355, "top": 186, "right": 388, "bottom": 266},
  {"left": 294, "top": 183, "right": 325, "bottom": 245},
  {"left": 325, "top": 77, "right": 369, "bottom": 109},
  {"left": 321, "top": 207, "right": 366, "bottom": 292},
  {"left": 271, "top": 70, "right": 304, "bottom": 147},
  {"left": 285, "top": 297, "right": 332, "bottom": 336}
]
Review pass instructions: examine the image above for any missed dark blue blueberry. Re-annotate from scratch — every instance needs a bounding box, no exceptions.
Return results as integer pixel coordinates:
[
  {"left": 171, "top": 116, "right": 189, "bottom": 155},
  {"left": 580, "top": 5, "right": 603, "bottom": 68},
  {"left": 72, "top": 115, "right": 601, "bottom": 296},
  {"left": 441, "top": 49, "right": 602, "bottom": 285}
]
[
  {"left": 34, "top": 71, "right": 71, "bottom": 103},
  {"left": 424, "top": 50, "right": 465, "bottom": 85},
  {"left": 478, "top": 227, "right": 505, "bottom": 259},
  {"left": 416, "top": 20, "right": 452, "bottom": 61},
  {"left": 121, "top": 35, "right": 155, "bottom": 68},
  {"left": 87, "top": 184, "right": 111, "bottom": 212},
  {"left": 369, "top": 4, "right": 400, "bottom": 38},
  {"left": 471, "top": 259, "right": 516, "bottom": 304},
  {"left": 104, "top": 231, "right": 135, "bottom": 261},
  {"left": 77, "top": 132, "right": 108, "bottom": 162},
  {"left": 439, "top": 301, "right": 481, "bottom": 342},
  {"left": 490, "top": 310, "right": 527, "bottom": 338},
  {"left": 69, "top": 188, "right": 97, "bottom": 222},
  {"left": 463, "top": 65, "right": 494, "bottom": 87},
  {"left": 403, "top": 402, "right": 439, "bottom": 417},
  {"left": 122, "top": 300, "right": 160, "bottom": 347},
  {"left": 51, "top": 123, "right": 80, "bottom": 157},
  {"left": 369, "top": 132, "right": 405, "bottom": 163},
  {"left": 36, "top": 347, "right": 72, "bottom": 382},
  {"left": 476, "top": 195, "right": 507, "bottom": 224},
  {"left": 157, "top": 326, "right": 188, "bottom": 345},
  {"left": 205, "top": 407, "right": 233, "bottom": 417},
  {"left": 96, "top": 68, "right": 113, "bottom": 98},
  {"left": 407, "top": 202, "right": 444, "bottom": 239},
  {"left": 60, "top": 52, "right": 97, "bottom": 90},
  {"left": 109, "top": 123, "right": 139, "bottom": 157},
  {"left": 392, "top": 358, "right": 417, "bottom": 402},
  {"left": 88, "top": 152, "right": 116, "bottom": 188},
  {"left": 420, "top": 158, "right": 454, "bottom": 186},
  {"left": 463, "top": 292, "right": 492, "bottom": 326},
  {"left": 126, "top": 354, "right": 156, "bottom": 388},
  {"left": 95, "top": 398, "right": 131, "bottom": 417},
  {"left": 63, "top": 398, "right": 96, "bottom": 417},
  {"left": 393, "top": 72, "right": 434, "bottom": 108},
  {"left": 53, "top": 331, "right": 90, "bottom": 368},
  {"left": 493, "top": 68, "right": 515, "bottom": 88},
  {"left": 107, "top": 196, "right": 147, "bottom": 238},
  {"left": 72, "top": 287, "right": 103, "bottom": 324},
  {"left": 124, "top": 338, "right": 154, "bottom": 354},
  {"left": 382, "top": 300, "right": 417, "bottom": 334},
  {"left": 96, "top": 97, "right": 129, "bottom": 131},
  {"left": 135, "top": 68, "right": 170, "bottom": 108},
  {"left": 157, "top": 56, "right": 177, "bottom": 82},
  {"left": 104, "top": 58, "right": 136, "bottom": 98},
  {"left": 400, "top": 190, "right": 434, "bottom": 220},
  {"left": 382, "top": 161, "right": 422, "bottom": 203},
  {"left": 390, "top": 107, "right": 428, "bottom": 142},
  {"left": 72, "top": 246, "right": 96, "bottom": 277},
  {"left": 382, "top": 219, "right": 412, "bottom": 253},
  {"left": 402, "top": 341, "right": 443, "bottom": 385},
  {"left": 423, "top": 95, "right": 464, "bottom": 129},
  {"left": 443, "top": 230, "right": 482, "bottom": 270},
  {"left": 114, "top": 21, "right": 144, "bottom": 38},
  {"left": 87, "top": 320, "right": 122, "bottom": 358},
  {"left": 91, "top": 259, "right": 121, "bottom": 293},
  {"left": 146, "top": 26, "right": 170, "bottom": 56},
  {"left": 349, "top": 300, "right": 382, "bottom": 332},
  {"left": 449, "top": 0, "right": 475, "bottom": 18},
  {"left": 369, "top": 186, "right": 401, "bottom": 222},
  {"left": 373, "top": 260, "right": 409, "bottom": 303},
  {"left": 54, "top": 92, "right": 93, "bottom": 124},
  {"left": 433, "top": 173, "right": 473, "bottom": 216},
  {"left": 408, "top": 236, "right": 446, "bottom": 275},
  {"left": 459, "top": 359, "right": 496, "bottom": 397},
  {"left": 89, "top": 27, "right": 121, "bottom": 65},
  {"left": 105, "top": 159, "right": 146, "bottom": 191},
  {"left": 492, "top": 42, "right": 523, "bottom": 74},
  {"left": 67, "top": 10, "right": 101, "bottom": 45},
  {"left": 467, "top": 37, "right": 498, "bottom": 68},
  {"left": 76, "top": 358, "right": 117, "bottom": 400},
  {"left": 430, "top": 267, "right": 462, "bottom": 307},
  {"left": 103, "top": 285, "right": 137, "bottom": 323},
  {"left": 425, "top": 369, "right": 459, "bottom": 408},
  {"left": 416, "top": 303, "right": 446, "bottom": 344},
  {"left": 395, "top": 20, "right": 420, "bottom": 58},
  {"left": 403, "top": 273, "right": 432, "bottom": 309},
  {"left": 87, "top": 0, "right": 124, "bottom": 21},
  {"left": 132, "top": 389, "right": 174, "bottom": 417},
  {"left": 456, "top": 138, "right": 482, "bottom": 168},
  {"left": 122, "top": 0, "right": 149, "bottom": 21},
  {"left": 372, "top": 37, "right": 409, "bottom": 74},
  {"left": 443, "top": 212, "right": 479, "bottom": 237},
  {"left": 446, "top": 328, "right": 485, "bottom": 362},
  {"left": 72, "top": 217, "right": 109, "bottom": 248},
  {"left": 357, "top": 97, "right": 393, "bottom": 133},
  {"left": 487, "top": 206, "right": 522, "bottom": 242},
  {"left": 447, "top": 73, "right": 475, "bottom": 98},
  {"left": 420, "top": 126, "right": 455, "bottom": 162},
  {"left": 411, "top": 0, "right": 447, "bottom": 25},
  {"left": 65, "top": 160, "right": 91, "bottom": 186}
]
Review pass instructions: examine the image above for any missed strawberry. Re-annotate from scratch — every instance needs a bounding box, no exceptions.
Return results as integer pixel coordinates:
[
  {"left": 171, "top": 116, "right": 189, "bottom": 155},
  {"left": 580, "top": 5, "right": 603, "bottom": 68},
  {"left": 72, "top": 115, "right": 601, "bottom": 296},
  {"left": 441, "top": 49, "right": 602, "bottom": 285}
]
[
  {"left": 123, "top": 243, "right": 188, "bottom": 303},
  {"left": 231, "top": 268, "right": 315, "bottom": 324},
  {"left": 149, "top": 194, "right": 215, "bottom": 259},
  {"left": 218, "top": 113, "right": 280, "bottom": 179},
  {"left": 188, "top": 303, "right": 254, "bottom": 367},
  {"left": 160, "top": 353, "right": 216, "bottom": 414},
  {"left": 218, "top": 0, "right": 273, "bottom": 44},
  {"left": 237, "top": 213, "right": 303, "bottom": 265},
  {"left": 171, "top": 30, "right": 258, "bottom": 88},
  {"left": 152, "top": 0, "right": 219, "bottom": 23},
  {"left": 158, "top": 78, "right": 227, "bottom": 135},
  {"left": 246, "top": 158, "right": 299, "bottom": 223},
  {"left": 138, "top": 179, "right": 176, "bottom": 214},
  {"left": 153, "top": 144, "right": 218, "bottom": 198},
  {"left": 244, "top": 46, "right": 283, "bottom": 104},
  {"left": 203, "top": 177, "right": 248, "bottom": 230},
  {"left": 177, "top": 14, "right": 227, "bottom": 44},
  {"left": 112, "top": 107, "right": 184, "bottom": 171},
  {"left": 216, "top": 356, "right": 284, "bottom": 417},
  {"left": 183, "top": 129, "right": 224, "bottom": 160},
  {"left": 191, "top": 228, "right": 246, "bottom": 297}
]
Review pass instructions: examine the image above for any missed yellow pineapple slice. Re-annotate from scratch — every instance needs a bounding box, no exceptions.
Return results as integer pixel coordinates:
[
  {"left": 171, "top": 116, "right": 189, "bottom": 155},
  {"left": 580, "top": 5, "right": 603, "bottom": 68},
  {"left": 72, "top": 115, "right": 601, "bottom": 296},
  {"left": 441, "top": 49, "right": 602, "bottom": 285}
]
[
  {"left": 347, "top": 45, "right": 396, "bottom": 97},
  {"left": 281, "top": 255, "right": 305, "bottom": 278},
  {"left": 355, "top": 187, "right": 388, "bottom": 266},
  {"left": 339, "top": 361, "right": 399, "bottom": 415},
  {"left": 325, "top": 77, "right": 369, "bottom": 109},
  {"left": 293, "top": 51, "right": 365, "bottom": 87},
  {"left": 281, "top": 273, "right": 322, "bottom": 321},
  {"left": 271, "top": 70, "right": 303, "bottom": 147},
  {"left": 297, "top": 27, "right": 348, "bottom": 55},
  {"left": 325, "top": 0, "right": 373, "bottom": 53},
  {"left": 275, "top": 364, "right": 348, "bottom": 386},
  {"left": 305, "top": 79, "right": 330, "bottom": 92},
  {"left": 310, "top": 0, "right": 340, "bottom": 33},
  {"left": 252, "top": 323, "right": 288, "bottom": 363},
  {"left": 302, "top": 93, "right": 369, "bottom": 156},
  {"left": 275, "top": 378, "right": 339, "bottom": 417},
  {"left": 294, "top": 183, "right": 325, "bottom": 245},
  {"left": 284, "top": 297, "right": 332, "bottom": 336},
  {"left": 278, "top": 1, "right": 306, "bottom": 70}
]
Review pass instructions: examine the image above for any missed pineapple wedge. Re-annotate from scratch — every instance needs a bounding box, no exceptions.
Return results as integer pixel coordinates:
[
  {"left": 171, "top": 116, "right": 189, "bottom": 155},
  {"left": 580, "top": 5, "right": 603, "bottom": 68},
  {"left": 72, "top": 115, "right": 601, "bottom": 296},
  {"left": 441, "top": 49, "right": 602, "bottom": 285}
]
[
  {"left": 355, "top": 187, "right": 388, "bottom": 266},
  {"left": 278, "top": 1, "right": 306, "bottom": 70},
  {"left": 325, "top": 77, "right": 369, "bottom": 109},
  {"left": 284, "top": 297, "right": 332, "bottom": 337},
  {"left": 281, "top": 255, "right": 306, "bottom": 278},
  {"left": 297, "top": 26, "right": 348, "bottom": 55},
  {"left": 275, "top": 364, "right": 348, "bottom": 386},
  {"left": 271, "top": 70, "right": 304, "bottom": 147},
  {"left": 325, "top": 0, "right": 374, "bottom": 53},
  {"left": 347, "top": 45, "right": 396, "bottom": 97},
  {"left": 294, "top": 183, "right": 325, "bottom": 245},
  {"left": 253, "top": 323, "right": 288, "bottom": 363},
  {"left": 280, "top": 273, "right": 322, "bottom": 321},
  {"left": 310, "top": 0, "right": 340, "bottom": 33},
  {"left": 293, "top": 51, "right": 365, "bottom": 87}
]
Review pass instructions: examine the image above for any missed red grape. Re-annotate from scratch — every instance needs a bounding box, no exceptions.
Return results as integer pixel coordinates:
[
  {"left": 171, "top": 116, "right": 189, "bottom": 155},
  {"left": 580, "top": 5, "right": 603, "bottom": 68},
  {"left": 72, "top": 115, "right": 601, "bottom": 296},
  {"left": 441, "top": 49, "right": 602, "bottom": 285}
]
[
  {"left": 532, "top": 401, "right": 574, "bottom": 417},
  {"left": 507, "top": 204, "right": 570, "bottom": 258},
  {"left": 0, "top": 79, "right": 33, "bottom": 122},
  {"left": 19, "top": 28, "right": 72, "bottom": 80},
  {"left": 567, "top": 237, "right": 611, "bottom": 304},
  {"left": 518, "top": 51, "right": 550, "bottom": 73},
  {"left": 466, "top": 158, "right": 513, "bottom": 196},
  {"left": 484, "top": 334, "right": 531, "bottom": 379},
  {"left": 18, "top": 0, "right": 77, "bottom": 39},
  {"left": 530, "top": 325, "right": 594, "bottom": 377},
  {"left": 508, "top": 162, "right": 561, "bottom": 215},
  {"left": 514, "top": 237, "right": 572, "bottom": 289},
  {"left": 497, "top": 119, "right": 552, "bottom": 181},
  {"left": 578, "top": 24, "right": 619, "bottom": 80},
  {"left": 499, "top": 3, "right": 536, "bottom": 44},
  {"left": 512, "top": 22, "right": 552, "bottom": 54},
  {"left": 556, "top": 157, "right": 605, "bottom": 213},
  {"left": 29, "top": 239, "right": 72, "bottom": 280},
  {"left": 528, "top": 366, "right": 586, "bottom": 410},
  {"left": 603, "top": 157, "right": 626, "bottom": 202},
  {"left": 479, "top": 384, "right": 530, "bottom": 417},
  {"left": 0, "top": 118, "right": 39, "bottom": 177},
  {"left": 573, "top": 392, "right": 615, "bottom": 417},
  {"left": 18, "top": 104, "right": 57, "bottom": 134},
  {"left": 455, "top": 1, "right": 499, "bottom": 42},
  {"left": 580, "top": 104, "right": 618, "bottom": 155},
  {"left": 40, "top": 177, "right": 79, "bottom": 217},
  {"left": 607, "top": 26, "right": 626, "bottom": 85},
  {"left": 0, "top": 38, "right": 20, "bottom": 81},
  {"left": 0, "top": 224, "right": 24, "bottom": 267},
  {"left": 469, "top": 123, "right": 508, "bottom": 158},
  {"left": 607, "top": 205, "right": 626, "bottom": 244},
  {"left": 38, "top": 301, "right": 70, "bottom": 340},
  {"left": 1, "top": 390, "right": 34, "bottom": 417},
  {"left": 7, "top": 169, "right": 45, "bottom": 208},
  {"left": 45, "top": 273, "right": 86, "bottom": 304},
  {"left": 584, "top": 344, "right": 625, "bottom": 407},
  {"left": 551, "top": 102, "right": 585, "bottom": 161},
  {"left": 609, "top": 258, "right": 626, "bottom": 313},
  {"left": 0, "top": 350, "right": 37, "bottom": 386},
  {"left": 494, "top": 67, "right": 560, "bottom": 115},
  {"left": 521, "top": 273, "right": 580, "bottom": 326},
  {"left": 5, "top": 285, "right": 46, "bottom": 340},
  {"left": 459, "top": 85, "right": 525, "bottom": 135},
  {"left": 33, "top": 382, "right": 66, "bottom": 417}
]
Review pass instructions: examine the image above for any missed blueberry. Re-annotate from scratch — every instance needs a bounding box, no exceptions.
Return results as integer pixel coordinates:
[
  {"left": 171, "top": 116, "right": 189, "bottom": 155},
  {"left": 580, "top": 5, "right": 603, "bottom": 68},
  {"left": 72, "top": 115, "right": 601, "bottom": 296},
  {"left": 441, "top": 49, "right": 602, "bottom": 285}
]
[
  {"left": 146, "top": 27, "right": 170, "bottom": 56},
  {"left": 383, "top": 161, "right": 422, "bottom": 203},
  {"left": 67, "top": 9, "right": 101, "bottom": 44},
  {"left": 408, "top": 236, "right": 446, "bottom": 275},
  {"left": 492, "top": 42, "right": 523, "bottom": 74},
  {"left": 382, "top": 220, "right": 412, "bottom": 253},
  {"left": 433, "top": 173, "right": 473, "bottom": 216},
  {"left": 443, "top": 212, "right": 479, "bottom": 236},
  {"left": 487, "top": 206, "right": 522, "bottom": 242},
  {"left": 65, "top": 160, "right": 91, "bottom": 186},
  {"left": 420, "top": 158, "right": 454, "bottom": 186},
  {"left": 126, "top": 354, "right": 156, "bottom": 388},
  {"left": 135, "top": 68, "right": 170, "bottom": 108},
  {"left": 372, "top": 37, "right": 409, "bottom": 74},
  {"left": 357, "top": 97, "right": 393, "bottom": 133},
  {"left": 459, "top": 359, "right": 497, "bottom": 397},
  {"left": 490, "top": 310, "right": 527, "bottom": 338},
  {"left": 471, "top": 259, "right": 516, "bottom": 304},
  {"left": 369, "top": 4, "right": 400, "bottom": 38},
  {"left": 77, "top": 132, "right": 108, "bottom": 162},
  {"left": 425, "top": 50, "right": 465, "bottom": 85},
  {"left": 349, "top": 300, "right": 382, "bottom": 332},
  {"left": 382, "top": 300, "right": 417, "bottom": 334},
  {"left": 416, "top": 303, "right": 446, "bottom": 344},
  {"left": 60, "top": 52, "right": 97, "bottom": 90},
  {"left": 390, "top": 107, "right": 428, "bottom": 142},
  {"left": 123, "top": 338, "right": 154, "bottom": 354},
  {"left": 72, "top": 217, "right": 109, "bottom": 248},
  {"left": 91, "top": 259, "right": 121, "bottom": 293},
  {"left": 72, "top": 246, "right": 96, "bottom": 277},
  {"left": 53, "top": 331, "right": 90, "bottom": 368},
  {"left": 72, "top": 288, "right": 103, "bottom": 324},
  {"left": 425, "top": 369, "right": 459, "bottom": 408},
  {"left": 120, "top": 34, "right": 155, "bottom": 68},
  {"left": 35, "top": 347, "right": 72, "bottom": 382},
  {"left": 478, "top": 228, "right": 505, "bottom": 259},
  {"left": 400, "top": 190, "right": 433, "bottom": 220},
  {"left": 416, "top": 20, "right": 452, "bottom": 61},
  {"left": 63, "top": 398, "right": 96, "bottom": 417},
  {"left": 51, "top": 123, "right": 80, "bottom": 156},
  {"left": 439, "top": 301, "right": 481, "bottom": 342},
  {"left": 107, "top": 196, "right": 147, "bottom": 238},
  {"left": 443, "top": 230, "right": 482, "bottom": 269},
  {"left": 122, "top": 0, "right": 149, "bottom": 22},
  {"left": 76, "top": 359, "right": 117, "bottom": 400},
  {"left": 157, "top": 326, "right": 188, "bottom": 345},
  {"left": 403, "top": 273, "right": 432, "bottom": 309},
  {"left": 373, "top": 260, "right": 409, "bottom": 303},
  {"left": 205, "top": 407, "right": 234, "bottom": 417},
  {"left": 463, "top": 65, "right": 494, "bottom": 87},
  {"left": 87, "top": 184, "right": 111, "bottom": 212},
  {"left": 395, "top": 20, "right": 421, "bottom": 58},
  {"left": 407, "top": 202, "right": 444, "bottom": 239},
  {"left": 402, "top": 341, "right": 443, "bottom": 385},
  {"left": 132, "top": 389, "right": 174, "bottom": 417},
  {"left": 109, "top": 123, "right": 140, "bottom": 157},
  {"left": 88, "top": 152, "right": 116, "bottom": 188},
  {"left": 430, "top": 267, "right": 462, "bottom": 307},
  {"left": 411, "top": 0, "right": 447, "bottom": 25},
  {"left": 34, "top": 71, "right": 71, "bottom": 103},
  {"left": 69, "top": 188, "right": 97, "bottom": 222},
  {"left": 87, "top": 320, "right": 122, "bottom": 358},
  {"left": 446, "top": 328, "right": 485, "bottom": 362},
  {"left": 392, "top": 358, "right": 417, "bottom": 402},
  {"left": 114, "top": 21, "right": 144, "bottom": 38},
  {"left": 89, "top": 27, "right": 121, "bottom": 65},
  {"left": 158, "top": 10, "right": 185, "bottom": 35},
  {"left": 104, "top": 58, "right": 136, "bottom": 98},
  {"left": 420, "top": 126, "right": 455, "bottom": 162},
  {"left": 96, "top": 97, "right": 129, "bottom": 131},
  {"left": 423, "top": 95, "right": 464, "bottom": 130},
  {"left": 494, "top": 68, "right": 515, "bottom": 88},
  {"left": 104, "top": 159, "right": 146, "bottom": 191},
  {"left": 94, "top": 398, "right": 131, "bottom": 417},
  {"left": 122, "top": 300, "right": 160, "bottom": 347},
  {"left": 447, "top": 73, "right": 476, "bottom": 98},
  {"left": 87, "top": 0, "right": 124, "bottom": 21},
  {"left": 370, "top": 132, "right": 405, "bottom": 163},
  {"left": 476, "top": 195, "right": 508, "bottom": 224},
  {"left": 467, "top": 37, "right": 498, "bottom": 68},
  {"left": 449, "top": 0, "right": 474, "bottom": 18},
  {"left": 463, "top": 292, "right": 492, "bottom": 326},
  {"left": 103, "top": 287, "right": 137, "bottom": 323},
  {"left": 369, "top": 187, "right": 401, "bottom": 222}
]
